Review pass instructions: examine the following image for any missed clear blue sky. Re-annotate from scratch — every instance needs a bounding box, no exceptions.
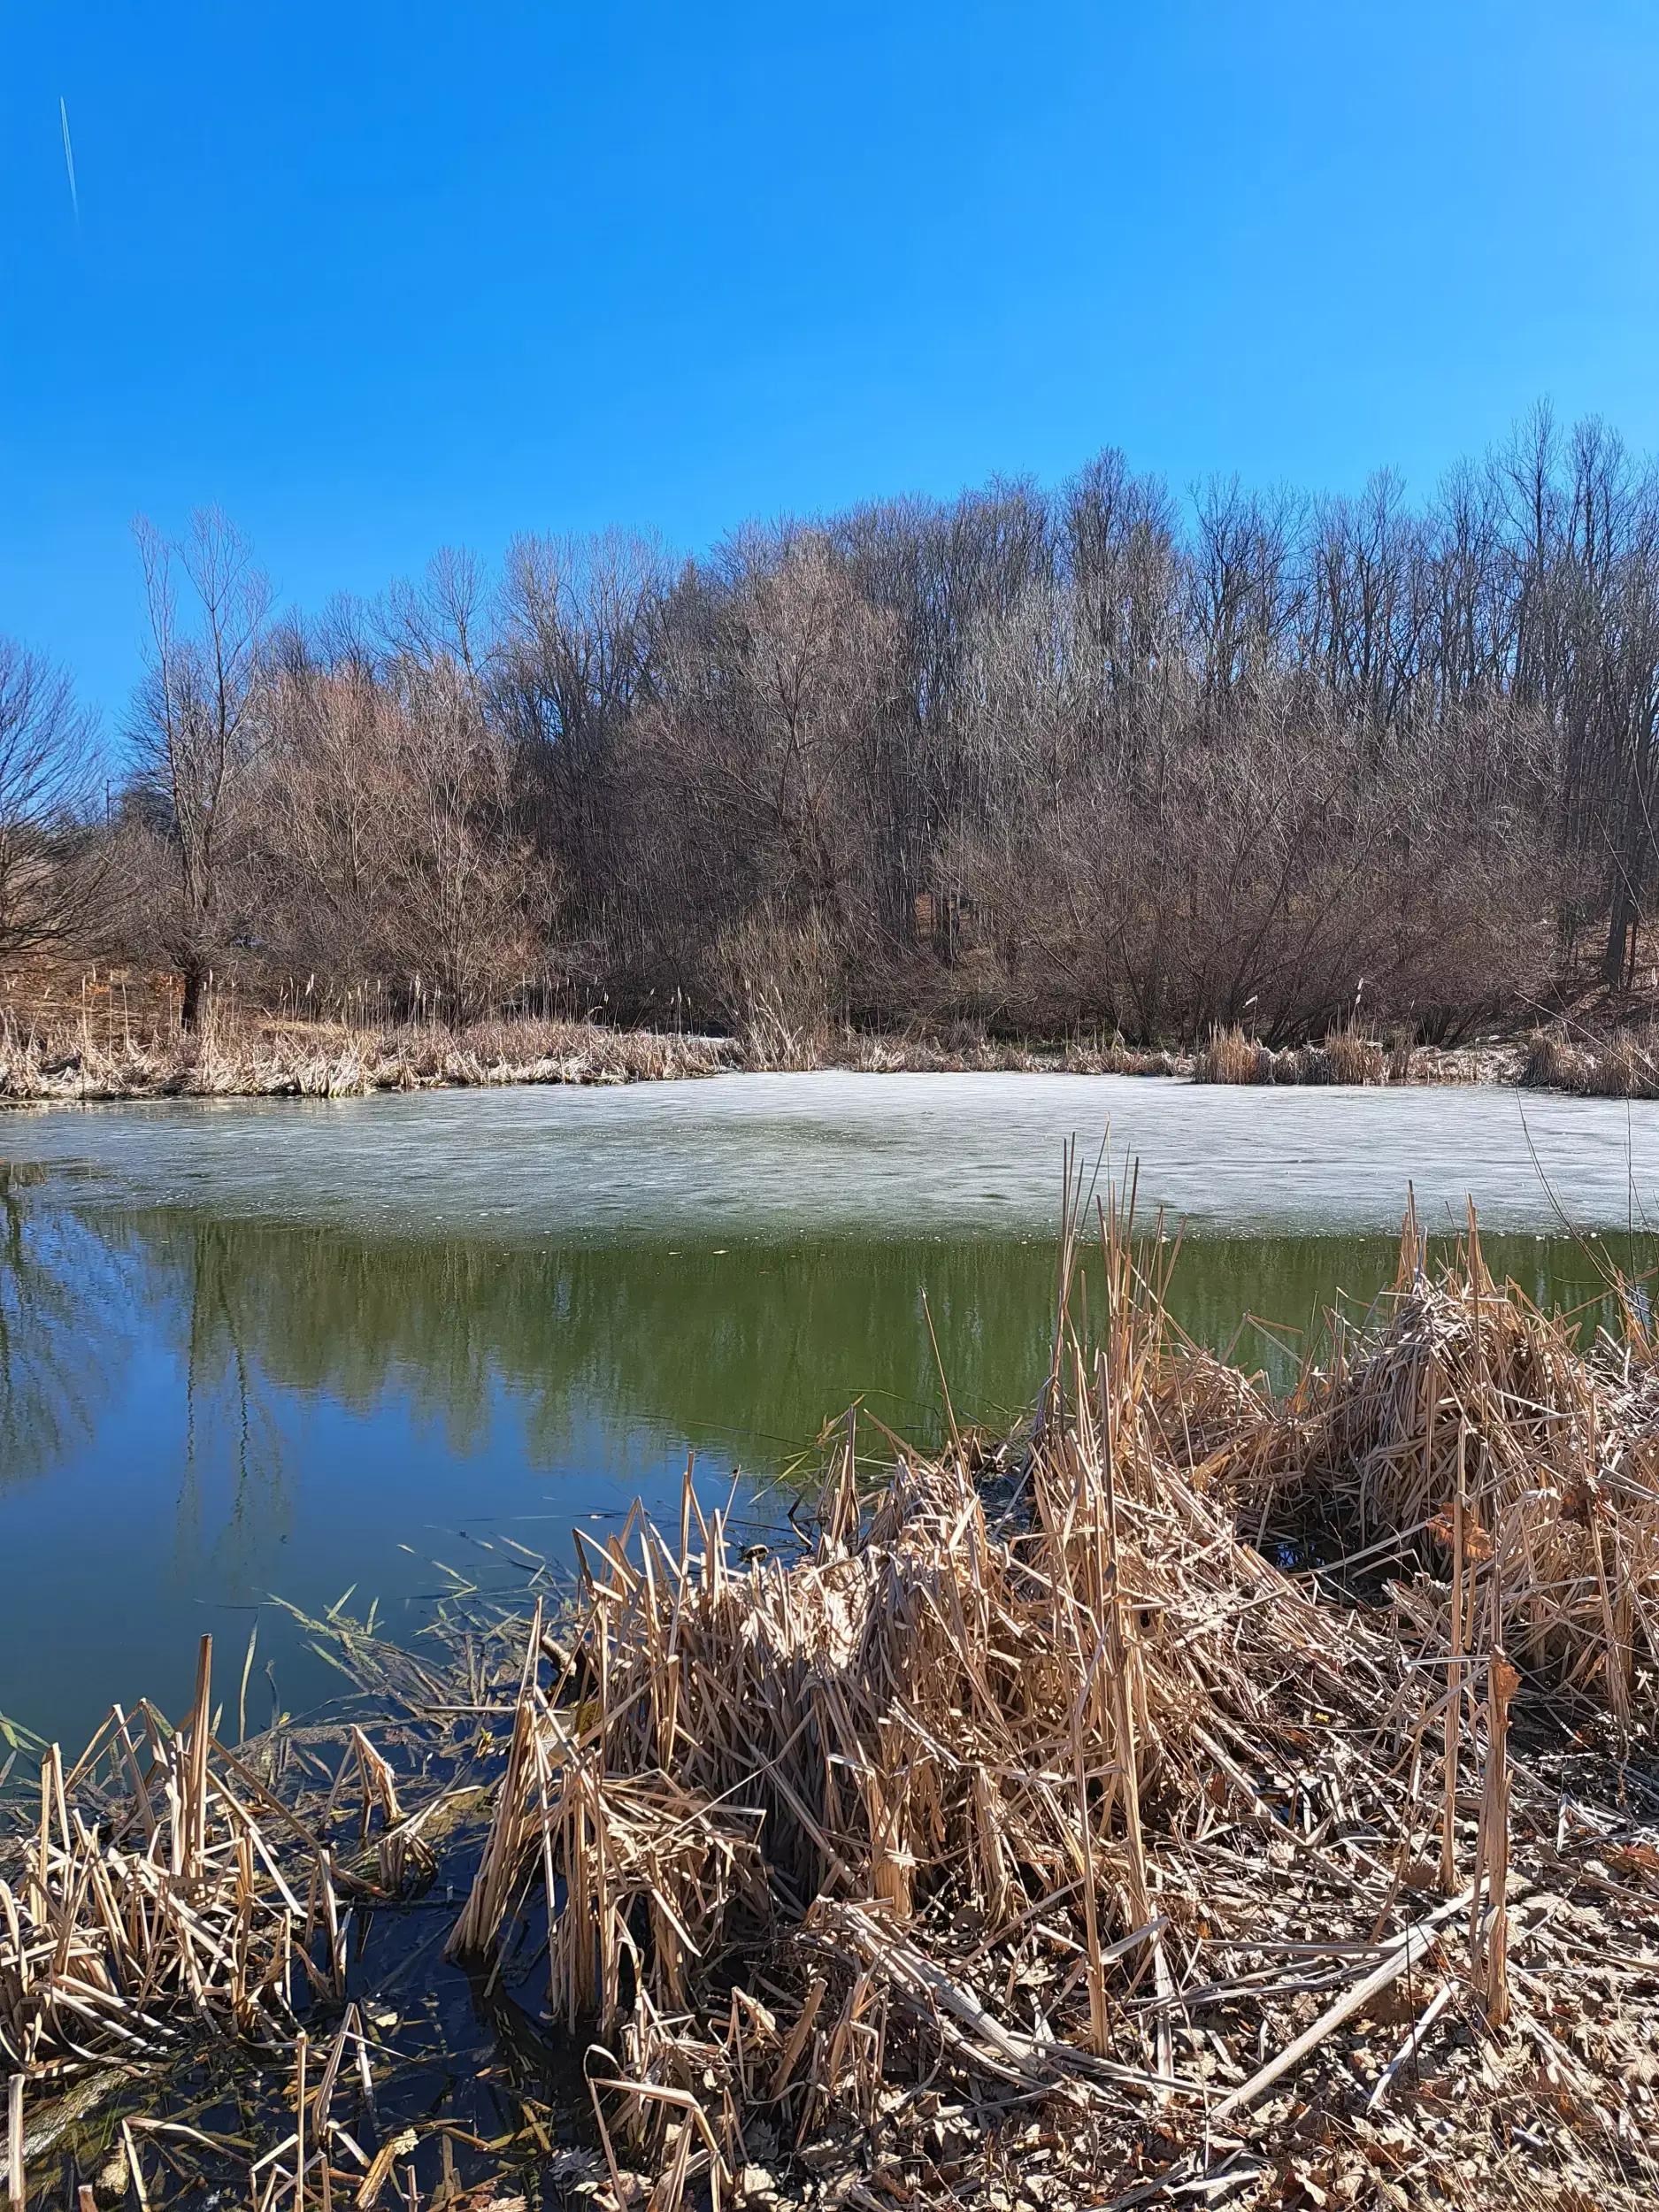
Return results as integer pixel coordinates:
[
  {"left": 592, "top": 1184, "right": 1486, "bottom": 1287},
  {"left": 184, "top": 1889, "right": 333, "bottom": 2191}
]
[{"left": 4, "top": 0, "right": 1657, "bottom": 722}]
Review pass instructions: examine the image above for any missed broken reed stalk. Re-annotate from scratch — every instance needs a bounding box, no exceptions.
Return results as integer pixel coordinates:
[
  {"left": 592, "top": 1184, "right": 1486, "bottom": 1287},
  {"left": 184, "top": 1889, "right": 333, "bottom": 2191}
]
[
  {"left": 1471, "top": 1580, "right": 1517, "bottom": 2029},
  {"left": 1440, "top": 1423, "right": 1470, "bottom": 1893},
  {"left": 5, "top": 2073, "right": 21, "bottom": 2212},
  {"left": 1211, "top": 1888, "right": 1473, "bottom": 2122}
]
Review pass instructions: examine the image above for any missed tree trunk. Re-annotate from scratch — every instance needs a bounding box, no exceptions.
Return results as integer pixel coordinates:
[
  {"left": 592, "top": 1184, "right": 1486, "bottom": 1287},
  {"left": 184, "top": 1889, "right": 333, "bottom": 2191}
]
[
  {"left": 180, "top": 964, "right": 204, "bottom": 1033},
  {"left": 1602, "top": 843, "right": 1641, "bottom": 989}
]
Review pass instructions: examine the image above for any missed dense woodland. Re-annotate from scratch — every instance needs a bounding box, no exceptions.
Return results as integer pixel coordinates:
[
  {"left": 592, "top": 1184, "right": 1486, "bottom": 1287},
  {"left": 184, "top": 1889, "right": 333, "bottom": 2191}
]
[{"left": 7, "top": 405, "right": 1659, "bottom": 1048}]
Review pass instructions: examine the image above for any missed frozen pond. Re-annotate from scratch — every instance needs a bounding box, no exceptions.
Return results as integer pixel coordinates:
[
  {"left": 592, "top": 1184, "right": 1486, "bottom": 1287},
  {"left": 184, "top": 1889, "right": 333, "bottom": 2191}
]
[{"left": 6, "top": 1070, "right": 1659, "bottom": 1239}]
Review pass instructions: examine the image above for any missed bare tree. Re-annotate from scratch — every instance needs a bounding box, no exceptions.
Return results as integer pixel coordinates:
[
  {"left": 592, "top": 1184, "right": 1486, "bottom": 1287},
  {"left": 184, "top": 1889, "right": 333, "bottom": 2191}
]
[
  {"left": 382, "top": 654, "right": 543, "bottom": 1018},
  {"left": 130, "top": 511, "right": 272, "bottom": 1027},
  {"left": 383, "top": 545, "right": 488, "bottom": 673},
  {"left": 0, "top": 638, "right": 104, "bottom": 958},
  {"left": 493, "top": 529, "right": 664, "bottom": 921},
  {"left": 250, "top": 662, "right": 406, "bottom": 983}
]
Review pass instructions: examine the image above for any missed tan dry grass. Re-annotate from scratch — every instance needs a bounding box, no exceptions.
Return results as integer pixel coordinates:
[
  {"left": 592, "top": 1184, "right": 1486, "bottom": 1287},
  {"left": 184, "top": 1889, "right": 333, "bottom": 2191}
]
[
  {"left": 0, "top": 1009, "right": 738, "bottom": 1102},
  {"left": 1319, "top": 1023, "right": 1387, "bottom": 1084},
  {"left": 1191, "top": 1023, "right": 1275, "bottom": 1083},
  {"left": 1193, "top": 1023, "right": 1390, "bottom": 1085},
  {"left": 0, "top": 995, "right": 1537, "bottom": 1102},
  {"left": 1523, "top": 1022, "right": 1659, "bottom": 1098}
]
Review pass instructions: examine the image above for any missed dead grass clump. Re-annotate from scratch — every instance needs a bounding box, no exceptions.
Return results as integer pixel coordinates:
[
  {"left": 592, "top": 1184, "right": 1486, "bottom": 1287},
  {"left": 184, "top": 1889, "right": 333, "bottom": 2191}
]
[
  {"left": 1194, "top": 1025, "right": 1388, "bottom": 1086},
  {"left": 0, "top": 1638, "right": 420, "bottom": 2093},
  {"left": 831, "top": 1027, "right": 1187, "bottom": 1077},
  {"left": 1520, "top": 1027, "right": 1593, "bottom": 1093},
  {"left": 1189, "top": 1025, "right": 1386, "bottom": 1085},
  {"left": 1522, "top": 1023, "right": 1659, "bottom": 1097},
  {"left": 833, "top": 1027, "right": 1187, "bottom": 1077},
  {"left": 1317, "top": 1025, "right": 1386, "bottom": 1085},
  {"left": 1192, "top": 1023, "right": 1277, "bottom": 1083},
  {"left": 453, "top": 1421, "right": 1384, "bottom": 2187},
  {"left": 837, "top": 1023, "right": 1029, "bottom": 1074},
  {"left": 1589, "top": 1030, "right": 1659, "bottom": 1094},
  {"left": 1232, "top": 1215, "right": 1659, "bottom": 1718},
  {"left": 1385, "top": 1027, "right": 1419, "bottom": 1081},
  {"left": 1075, "top": 1035, "right": 1184, "bottom": 1077}
]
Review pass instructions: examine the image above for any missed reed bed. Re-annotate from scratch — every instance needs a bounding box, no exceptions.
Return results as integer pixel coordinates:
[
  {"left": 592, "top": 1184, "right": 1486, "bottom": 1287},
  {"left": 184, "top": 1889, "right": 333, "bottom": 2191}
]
[
  {"left": 0, "top": 1007, "right": 1187, "bottom": 1097},
  {"left": 0, "top": 999, "right": 1530, "bottom": 1103},
  {"left": 829, "top": 1030, "right": 1186, "bottom": 1078},
  {"left": 0, "top": 1629, "right": 480, "bottom": 2210},
  {"left": 1191, "top": 1024, "right": 1410, "bottom": 1086},
  {"left": 1522, "top": 1022, "right": 1659, "bottom": 1098},
  {"left": 0, "top": 1635, "right": 438, "bottom": 2087},
  {"left": 0, "top": 1010, "right": 740, "bottom": 1102},
  {"left": 437, "top": 1188, "right": 1659, "bottom": 2211}
]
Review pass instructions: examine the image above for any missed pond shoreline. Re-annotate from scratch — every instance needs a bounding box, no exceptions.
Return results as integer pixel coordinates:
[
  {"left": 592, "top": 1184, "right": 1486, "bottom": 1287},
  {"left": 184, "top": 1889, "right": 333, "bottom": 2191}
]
[
  {"left": 0, "top": 1010, "right": 1542, "bottom": 1104},
  {"left": 4, "top": 1227, "right": 1656, "bottom": 2209}
]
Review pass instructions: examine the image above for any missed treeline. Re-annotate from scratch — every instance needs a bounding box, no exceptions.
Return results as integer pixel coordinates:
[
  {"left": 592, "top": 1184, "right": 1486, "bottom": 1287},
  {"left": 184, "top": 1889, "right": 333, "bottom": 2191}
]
[{"left": 6, "top": 403, "right": 1659, "bottom": 1046}]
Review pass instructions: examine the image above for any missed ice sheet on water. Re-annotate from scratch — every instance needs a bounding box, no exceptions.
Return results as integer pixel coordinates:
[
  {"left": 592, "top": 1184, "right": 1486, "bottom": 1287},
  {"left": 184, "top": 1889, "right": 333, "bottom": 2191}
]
[{"left": 4, "top": 1071, "right": 1656, "bottom": 1241}]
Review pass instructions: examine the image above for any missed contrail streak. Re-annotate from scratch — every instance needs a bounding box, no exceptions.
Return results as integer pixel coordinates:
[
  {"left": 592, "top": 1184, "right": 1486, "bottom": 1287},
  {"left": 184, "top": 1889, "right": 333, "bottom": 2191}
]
[{"left": 60, "top": 97, "right": 80, "bottom": 226}]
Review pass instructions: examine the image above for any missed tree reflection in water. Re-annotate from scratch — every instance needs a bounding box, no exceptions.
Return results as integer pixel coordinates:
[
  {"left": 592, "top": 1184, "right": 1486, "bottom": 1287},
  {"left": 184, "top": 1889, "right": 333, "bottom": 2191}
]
[
  {"left": 0, "top": 1194, "right": 1642, "bottom": 1749},
  {"left": 0, "top": 1163, "right": 134, "bottom": 1486}
]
